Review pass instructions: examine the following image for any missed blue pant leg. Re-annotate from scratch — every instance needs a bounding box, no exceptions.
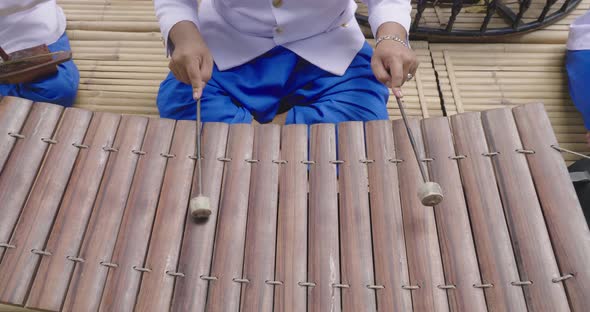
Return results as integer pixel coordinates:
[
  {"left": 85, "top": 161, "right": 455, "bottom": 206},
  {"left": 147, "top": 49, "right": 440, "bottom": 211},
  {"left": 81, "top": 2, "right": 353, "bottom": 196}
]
[
  {"left": 566, "top": 49, "right": 590, "bottom": 130},
  {"left": 284, "top": 42, "right": 389, "bottom": 124},
  {"left": 0, "top": 33, "right": 80, "bottom": 107},
  {"left": 158, "top": 46, "right": 304, "bottom": 123},
  {"left": 157, "top": 70, "right": 253, "bottom": 123},
  {"left": 205, "top": 46, "right": 297, "bottom": 123},
  {"left": 0, "top": 82, "right": 17, "bottom": 98}
]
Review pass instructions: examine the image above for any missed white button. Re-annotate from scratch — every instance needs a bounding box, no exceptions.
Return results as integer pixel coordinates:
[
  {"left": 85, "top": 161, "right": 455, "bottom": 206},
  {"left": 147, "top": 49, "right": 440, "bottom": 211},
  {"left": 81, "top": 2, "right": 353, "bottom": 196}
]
[
  {"left": 275, "top": 26, "right": 283, "bottom": 34},
  {"left": 341, "top": 23, "right": 349, "bottom": 28}
]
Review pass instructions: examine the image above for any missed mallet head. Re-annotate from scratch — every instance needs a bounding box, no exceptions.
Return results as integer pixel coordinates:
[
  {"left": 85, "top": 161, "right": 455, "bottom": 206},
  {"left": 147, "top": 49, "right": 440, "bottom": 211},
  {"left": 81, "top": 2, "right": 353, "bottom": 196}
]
[
  {"left": 190, "top": 195, "right": 211, "bottom": 219},
  {"left": 417, "top": 181, "right": 444, "bottom": 206}
]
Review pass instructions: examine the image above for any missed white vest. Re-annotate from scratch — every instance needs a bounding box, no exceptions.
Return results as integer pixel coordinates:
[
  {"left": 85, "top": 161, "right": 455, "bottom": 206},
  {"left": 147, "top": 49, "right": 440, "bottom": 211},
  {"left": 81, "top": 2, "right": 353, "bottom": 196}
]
[{"left": 154, "top": 0, "right": 412, "bottom": 75}]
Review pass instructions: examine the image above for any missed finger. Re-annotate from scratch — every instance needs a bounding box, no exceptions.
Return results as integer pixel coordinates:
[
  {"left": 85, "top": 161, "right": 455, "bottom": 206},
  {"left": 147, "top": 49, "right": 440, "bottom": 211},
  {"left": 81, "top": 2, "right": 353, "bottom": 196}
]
[
  {"left": 410, "top": 63, "right": 418, "bottom": 78},
  {"left": 389, "top": 58, "right": 404, "bottom": 88},
  {"left": 371, "top": 56, "right": 391, "bottom": 86},
  {"left": 407, "top": 59, "right": 419, "bottom": 80},
  {"left": 186, "top": 57, "right": 203, "bottom": 99},
  {"left": 200, "top": 55, "right": 214, "bottom": 84},
  {"left": 389, "top": 59, "right": 404, "bottom": 98},
  {"left": 400, "top": 57, "right": 412, "bottom": 86},
  {"left": 170, "top": 61, "right": 190, "bottom": 84},
  {"left": 410, "top": 58, "right": 419, "bottom": 76}
]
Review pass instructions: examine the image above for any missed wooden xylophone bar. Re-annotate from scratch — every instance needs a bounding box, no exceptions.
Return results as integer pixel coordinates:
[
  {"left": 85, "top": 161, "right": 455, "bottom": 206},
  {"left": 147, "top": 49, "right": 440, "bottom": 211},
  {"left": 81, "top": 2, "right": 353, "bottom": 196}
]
[{"left": 0, "top": 95, "right": 589, "bottom": 311}]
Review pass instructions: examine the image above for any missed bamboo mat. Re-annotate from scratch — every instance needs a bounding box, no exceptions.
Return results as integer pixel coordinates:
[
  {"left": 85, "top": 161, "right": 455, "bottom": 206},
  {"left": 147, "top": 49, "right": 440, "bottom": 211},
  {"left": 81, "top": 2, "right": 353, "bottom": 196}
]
[
  {"left": 66, "top": 30, "right": 167, "bottom": 116},
  {"left": 58, "top": 0, "right": 160, "bottom": 32},
  {"left": 431, "top": 43, "right": 589, "bottom": 163},
  {"left": 56, "top": 0, "right": 166, "bottom": 115}
]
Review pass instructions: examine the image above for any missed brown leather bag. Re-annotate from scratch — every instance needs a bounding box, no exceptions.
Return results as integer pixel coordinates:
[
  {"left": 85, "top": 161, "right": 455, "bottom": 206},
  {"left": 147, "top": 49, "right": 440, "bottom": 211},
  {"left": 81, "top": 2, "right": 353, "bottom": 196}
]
[{"left": 0, "top": 44, "right": 72, "bottom": 84}]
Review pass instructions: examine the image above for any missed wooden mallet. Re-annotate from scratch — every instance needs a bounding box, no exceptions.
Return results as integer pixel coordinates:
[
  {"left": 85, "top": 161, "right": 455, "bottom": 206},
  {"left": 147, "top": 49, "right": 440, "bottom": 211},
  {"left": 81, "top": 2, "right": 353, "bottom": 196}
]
[
  {"left": 394, "top": 94, "right": 444, "bottom": 206},
  {"left": 189, "top": 97, "right": 211, "bottom": 219}
]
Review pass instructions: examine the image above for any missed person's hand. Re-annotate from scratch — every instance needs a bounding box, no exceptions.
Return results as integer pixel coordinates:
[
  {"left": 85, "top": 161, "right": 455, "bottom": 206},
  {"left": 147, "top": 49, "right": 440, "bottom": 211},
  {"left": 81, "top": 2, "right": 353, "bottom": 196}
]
[
  {"left": 371, "top": 22, "right": 418, "bottom": 98},
  {"left": 169, "top": 21, "right": 213, "bottom": 99}
]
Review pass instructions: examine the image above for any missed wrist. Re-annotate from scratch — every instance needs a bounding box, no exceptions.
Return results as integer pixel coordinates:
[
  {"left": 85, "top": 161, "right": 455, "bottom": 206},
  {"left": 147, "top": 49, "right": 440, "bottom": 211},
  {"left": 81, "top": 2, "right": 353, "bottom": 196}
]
[
  {"left": 376, "top": 22, "right": 408, "bottom": 42},
  {"left": 169, "top": 21, "right": 202, "bottom": 47},
  {"left": 375, "top": 35, "right": 409, "bottom": 49}
]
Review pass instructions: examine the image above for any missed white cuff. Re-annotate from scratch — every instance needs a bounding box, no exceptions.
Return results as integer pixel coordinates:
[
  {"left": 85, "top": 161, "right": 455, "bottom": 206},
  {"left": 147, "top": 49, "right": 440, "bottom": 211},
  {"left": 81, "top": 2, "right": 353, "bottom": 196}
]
[
  {"left": 158, "top": 12, "right": 199, "bottom": 57},
  {"left": 567, "top": 11, "right": 590, "bottom": 51},
  {"left": 368, "top": 3, "right": 412, "bottom": 39}
]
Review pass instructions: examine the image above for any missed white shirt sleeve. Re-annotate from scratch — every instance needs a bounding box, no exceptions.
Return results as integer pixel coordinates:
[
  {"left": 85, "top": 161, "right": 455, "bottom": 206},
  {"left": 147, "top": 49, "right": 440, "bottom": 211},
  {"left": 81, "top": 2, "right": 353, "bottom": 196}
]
[
  {"left": 361, "top": 0, "right": 412, "bottom": 38},
  {"left": 0, "top": 0, "right": 66, "bottom": 53},
  {"left": 153, "top": 0, "right": 199, "bottom": 56},
  {"left": 567, "top": 10, "right": 590, "bottom": 51},
  {"left": 0, "top": 0, "right": 44, "bottom": 15}
]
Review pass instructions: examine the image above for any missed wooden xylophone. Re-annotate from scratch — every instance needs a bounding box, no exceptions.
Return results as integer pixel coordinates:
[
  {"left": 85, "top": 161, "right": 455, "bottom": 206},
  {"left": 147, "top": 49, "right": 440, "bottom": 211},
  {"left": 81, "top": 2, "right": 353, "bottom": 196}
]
[{"left": 0, "top": 95, "right": 589, "bottom": 312}]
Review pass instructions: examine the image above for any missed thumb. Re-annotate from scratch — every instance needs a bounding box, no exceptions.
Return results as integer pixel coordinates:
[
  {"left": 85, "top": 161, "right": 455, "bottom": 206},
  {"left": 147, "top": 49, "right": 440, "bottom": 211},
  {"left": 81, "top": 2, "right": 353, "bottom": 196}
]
[
  {"left": 388, "top": 60, "right": 404, "bottom": 98},
  {"left": 187, "top": 58, "right": 204, "bottom": 99}
]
